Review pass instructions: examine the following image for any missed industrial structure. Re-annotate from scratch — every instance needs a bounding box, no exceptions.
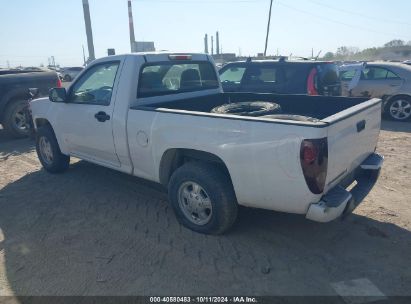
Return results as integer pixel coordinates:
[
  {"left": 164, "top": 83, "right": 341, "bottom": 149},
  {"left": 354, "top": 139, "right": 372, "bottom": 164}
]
[
  {"left": 204, "top": 31, "right": 222, "bottom": 55},
  {"left": 128, "top": 0, "right": 136, "bottom": 52},
  {"left": 133, "top": 41, "right": 156, "bottom": 52}
]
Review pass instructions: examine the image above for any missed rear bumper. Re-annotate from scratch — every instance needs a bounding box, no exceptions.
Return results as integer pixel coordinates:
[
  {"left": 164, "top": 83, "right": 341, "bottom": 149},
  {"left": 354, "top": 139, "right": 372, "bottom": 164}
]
[{"left": 306, "top": 153, "right": 383, "bottom": 223}]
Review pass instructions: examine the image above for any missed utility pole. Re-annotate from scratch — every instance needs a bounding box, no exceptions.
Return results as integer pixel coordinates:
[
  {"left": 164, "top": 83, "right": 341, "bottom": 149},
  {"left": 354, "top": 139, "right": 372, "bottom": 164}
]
[
  {"left": 7, "top": 60, "right": 10, "bottom": 69},
  {"left": 204, "top": 34, "right": 209, "bottom": 54},
  {"left": 264, "top": 0, "right": 274, "bottom": 57},
  {"left": 82, "top": 45, "right": 86, "bottom": 66},
  {"left": 216, "top": 31, "right": 220, "bottom": 55},
  {"left": 128, "top": 0, "right": 136, "bottom": 52},
  {"left": 211, "top": 36, "right": 214, "bottom": 55},
  {"left": 82, "top": 0, "right": 96, "bottom": 62}
]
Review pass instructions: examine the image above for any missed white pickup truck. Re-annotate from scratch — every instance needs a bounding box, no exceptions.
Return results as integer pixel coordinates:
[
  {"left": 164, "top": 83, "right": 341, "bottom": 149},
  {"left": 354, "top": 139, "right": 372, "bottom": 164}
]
[{"left": 30, "top": 53, "right": 383, "bottom": 234}]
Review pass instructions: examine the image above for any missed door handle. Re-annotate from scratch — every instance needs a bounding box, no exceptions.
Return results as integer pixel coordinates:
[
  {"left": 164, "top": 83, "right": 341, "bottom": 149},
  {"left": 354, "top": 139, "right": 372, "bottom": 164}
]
[
  {"left": 94, "top": 111, "right": 110, "bottom": 122},
  {"left": 356, "top": 120, "right": 366, "bottom": 133},
  {"left": 390, "top": 84, "right": 400, "bottom": 87}
]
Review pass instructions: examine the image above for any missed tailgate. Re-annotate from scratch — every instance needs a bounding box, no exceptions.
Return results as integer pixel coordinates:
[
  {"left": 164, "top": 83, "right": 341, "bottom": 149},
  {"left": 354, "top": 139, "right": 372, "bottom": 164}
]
[{"left": 322, "top": 98, "right": 382, "bottom": 192}]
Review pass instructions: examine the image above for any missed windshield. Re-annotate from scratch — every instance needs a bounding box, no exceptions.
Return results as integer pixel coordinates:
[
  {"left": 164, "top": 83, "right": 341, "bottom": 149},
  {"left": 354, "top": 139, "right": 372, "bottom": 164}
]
[{"left": 138, "top": 61, "right": 219, "bottom": 98}]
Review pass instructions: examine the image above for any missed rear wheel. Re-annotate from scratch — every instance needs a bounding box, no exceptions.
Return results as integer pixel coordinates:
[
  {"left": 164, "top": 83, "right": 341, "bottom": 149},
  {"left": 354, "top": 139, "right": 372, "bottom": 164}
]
[
  {"left": 3, "top": 99, "right": 31, "bottom": 138},
  {"left": 386, "top": 97, "right": 411, "bottom": 121},
  {"left": 168, "top": 162, "right": 238, "bottom": 235},
  {"left": 36, "top": 126, "right": 70, "bottom": 173},
  {"left": 63, "top": 74, "right": 72, "bottom": 82}
]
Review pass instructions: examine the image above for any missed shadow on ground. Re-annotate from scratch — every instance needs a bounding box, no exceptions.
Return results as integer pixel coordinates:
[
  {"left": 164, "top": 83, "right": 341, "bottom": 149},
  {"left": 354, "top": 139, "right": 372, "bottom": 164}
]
[
  {"left": 381, "top": 120, "right": 411, "bottom": 132},
  {"left": 0, "top": 128, "right": 35, "bottom": 158},
  {"left": 0, "top": 161, "right": 410, "bottom": 297}
]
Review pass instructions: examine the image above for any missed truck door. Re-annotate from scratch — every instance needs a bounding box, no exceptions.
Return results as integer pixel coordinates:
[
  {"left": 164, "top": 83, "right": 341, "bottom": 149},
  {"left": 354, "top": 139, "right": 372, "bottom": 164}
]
[{"left": 54, "top": 61, "right": 121, "bottom": 168}]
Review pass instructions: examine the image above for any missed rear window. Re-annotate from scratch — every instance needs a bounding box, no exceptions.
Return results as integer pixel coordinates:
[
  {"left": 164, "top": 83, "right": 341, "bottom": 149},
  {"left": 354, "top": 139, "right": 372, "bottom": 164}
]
[{"left": 138, "top": 61, "right": 219, "bottom": 98}]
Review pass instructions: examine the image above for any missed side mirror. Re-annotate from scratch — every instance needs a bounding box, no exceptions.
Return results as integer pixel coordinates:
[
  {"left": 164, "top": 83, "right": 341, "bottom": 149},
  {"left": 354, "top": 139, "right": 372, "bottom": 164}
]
[{"left": 49, "top": 87, "right": 67, "bottom": 102}]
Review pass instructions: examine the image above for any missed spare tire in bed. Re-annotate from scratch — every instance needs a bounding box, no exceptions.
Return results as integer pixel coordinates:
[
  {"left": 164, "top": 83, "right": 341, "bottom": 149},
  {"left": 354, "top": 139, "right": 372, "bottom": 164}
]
[
  {"left": 262, "top": 114, "right": 320, "bottom": 122},
  {"left": 211, "top": 101, "right": 281, "bottom": 117}
]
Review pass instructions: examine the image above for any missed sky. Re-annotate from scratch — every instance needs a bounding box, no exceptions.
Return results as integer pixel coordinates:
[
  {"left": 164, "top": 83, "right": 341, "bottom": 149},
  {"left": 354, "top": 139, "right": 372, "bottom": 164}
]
[{"left": 1, "top": 0, "right": 410, "bottom": 67}]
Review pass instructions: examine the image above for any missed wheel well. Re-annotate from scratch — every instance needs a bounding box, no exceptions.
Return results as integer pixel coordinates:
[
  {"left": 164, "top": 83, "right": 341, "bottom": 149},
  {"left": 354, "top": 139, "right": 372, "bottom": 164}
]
[
  {"left": 159, "top": 149, "right": 233, "bottom": 187},
  {"left": 386, "top": 94, "right": 411, "bottom": 102},
  {"left": 35, "top": 118, "right": 51, "bottom": 129},
  {"left": 384, "top": 94, "right": 411, "bottom": 110}
]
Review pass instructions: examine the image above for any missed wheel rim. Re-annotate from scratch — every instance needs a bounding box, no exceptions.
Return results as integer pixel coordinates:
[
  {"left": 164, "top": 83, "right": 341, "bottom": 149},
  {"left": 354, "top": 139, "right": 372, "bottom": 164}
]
[
  {"left": 39, "top": 136, "right": 54, "bottom": 165},
  {"left": 390, "top": 99, "right": 411, "bottom": 120},
  {"left": 178, "top": 181, "right": 213, "bottom": 226},
  {"left": 12, "top": 103, "right": 29, "bottom": 132}
]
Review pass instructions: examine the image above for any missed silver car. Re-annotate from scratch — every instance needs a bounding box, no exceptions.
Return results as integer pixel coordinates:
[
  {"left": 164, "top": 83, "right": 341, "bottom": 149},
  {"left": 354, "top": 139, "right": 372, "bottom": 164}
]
[{"left": 340, "top": 62, "right": 411, "bottom": 121}]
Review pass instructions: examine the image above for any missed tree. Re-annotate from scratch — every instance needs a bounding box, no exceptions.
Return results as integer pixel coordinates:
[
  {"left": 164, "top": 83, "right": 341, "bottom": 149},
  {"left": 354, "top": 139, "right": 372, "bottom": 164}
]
[
  {"left": 323, "top": 52, "right": 334, "bottom": 60},
  {"left": 335, "top": 46, "right": 359, "bottom": 59},
  {"left": 384, "top": 39, "right": 405, "bottom": 48}
]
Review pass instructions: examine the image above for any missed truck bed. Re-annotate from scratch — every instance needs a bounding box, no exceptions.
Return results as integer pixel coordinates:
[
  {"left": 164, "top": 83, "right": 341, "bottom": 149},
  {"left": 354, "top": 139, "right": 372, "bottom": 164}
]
[{"left": 136, "top": 93, "right": 371, "bottom": 121}]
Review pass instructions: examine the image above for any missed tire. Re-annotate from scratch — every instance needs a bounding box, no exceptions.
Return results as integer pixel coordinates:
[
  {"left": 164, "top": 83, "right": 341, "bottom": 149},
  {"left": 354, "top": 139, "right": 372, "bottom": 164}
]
[
  {"left": 2, "top": 99, "right": 31, "bottom": 138},
  {"left": 263, "top": 114, "right": 320, "bottom": 122},
  {"left": 385, "top": 97, "right": 411, "bottom": 121},
  {"left": 168, "top": 162, "right": 238, "bottom": 235},
  {"left": 63, "top": 74, "right": 72, "bottom": 82},
  {"left": 35, "top": 126, "right": 70, "bottom": 173},
  {"left": 211, "top": 101, "right": 281, "bottom": 117}
]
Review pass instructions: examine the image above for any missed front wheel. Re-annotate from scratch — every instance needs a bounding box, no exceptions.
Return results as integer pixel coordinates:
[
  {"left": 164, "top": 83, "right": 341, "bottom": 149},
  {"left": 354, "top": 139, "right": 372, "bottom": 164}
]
[
  {"left": 386, "top": 97, "right": 411, "bottom": 121},
  {"left": 36, "top": 126, "right": 70, "bottom": 173},
  {"left": 168, "top": 162, "right": 238, "bottom": 235}
]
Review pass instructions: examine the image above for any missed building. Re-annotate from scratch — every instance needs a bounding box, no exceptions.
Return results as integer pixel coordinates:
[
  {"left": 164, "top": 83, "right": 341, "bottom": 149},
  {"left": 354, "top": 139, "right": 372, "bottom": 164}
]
[{"left": 132, "top": 41, "right": 155, "bottom": 53}]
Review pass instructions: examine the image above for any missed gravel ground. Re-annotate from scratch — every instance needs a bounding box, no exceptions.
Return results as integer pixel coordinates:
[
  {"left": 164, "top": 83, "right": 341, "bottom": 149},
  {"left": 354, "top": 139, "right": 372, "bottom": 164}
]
[{"left": 0, "top": 121, "right": 410, "bottom": 300}]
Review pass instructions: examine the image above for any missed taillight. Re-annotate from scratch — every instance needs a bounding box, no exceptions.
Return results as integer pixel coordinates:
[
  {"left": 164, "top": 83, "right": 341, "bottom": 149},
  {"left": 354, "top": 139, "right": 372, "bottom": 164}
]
[
  {"left": 300, "top": 138, "right": 328, "bottom": 194},
  {"left": 168, "top": 54, "right": 192, "bottom": 60},
  {"left": 57, "top": 77, "right": 62, "bottom": 88},
  {"left": 307, "top": 68, "right": 318, "bottom": 95}
]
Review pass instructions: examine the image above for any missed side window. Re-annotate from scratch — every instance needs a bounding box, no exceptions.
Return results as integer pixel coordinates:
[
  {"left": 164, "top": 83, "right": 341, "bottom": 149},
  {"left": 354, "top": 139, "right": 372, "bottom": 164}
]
[
  {"left": 362, "top": 67, "right": 389, "bottom": 80},
  {"left": 242, "top": 65, "right": 280, "bottom": 87},
  {"left": 219, "top": 66, "right": 246, "bottom": 84},
  {"left": 70, "top": 62, "right": 119, "bottom": 105},
  {"left": 387, "top": 70, "right": 401, "bottom": 79},
  {"left": 340, "top": 70, "right": 356, "bottom": 81},
  {"left": 259, "top": 68, "right": 276, "bottom": 82}
]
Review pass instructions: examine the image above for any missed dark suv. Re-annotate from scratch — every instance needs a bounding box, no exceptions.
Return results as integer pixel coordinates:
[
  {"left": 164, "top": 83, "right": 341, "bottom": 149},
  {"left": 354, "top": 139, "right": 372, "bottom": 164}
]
[{"left": 219, "top": 59, "right": 341, "bottom": 96}]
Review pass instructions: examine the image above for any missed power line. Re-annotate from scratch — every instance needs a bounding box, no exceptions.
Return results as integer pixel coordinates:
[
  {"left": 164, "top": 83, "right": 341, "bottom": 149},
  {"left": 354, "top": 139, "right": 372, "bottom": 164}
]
[
  {"left": 307, "top": 0, "right": 411, "bottom": 26},
  {"left": 133, "top": 0, "right": 266, "bottom": 3},
  {"left": 278, "top": 1, "right": 409, "bottom": 40}
]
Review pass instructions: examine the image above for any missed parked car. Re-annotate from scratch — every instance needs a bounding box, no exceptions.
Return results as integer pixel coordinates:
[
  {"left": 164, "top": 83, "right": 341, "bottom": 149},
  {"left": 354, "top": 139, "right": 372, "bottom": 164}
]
[
  {"left": 30, "top": 53, "right": 383, "bottom": 235},
  {"left": 0, "top": 69, "right": 61, "bottom": 138},
  {"left": 61, "top": 67, "right": 84, "bottom": 82},
  {"left": 340, "top": 62, "right": 411, "bottom": 121},
  {"left": 218, "top": 59, "right": 341, "bottom": 96}
]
